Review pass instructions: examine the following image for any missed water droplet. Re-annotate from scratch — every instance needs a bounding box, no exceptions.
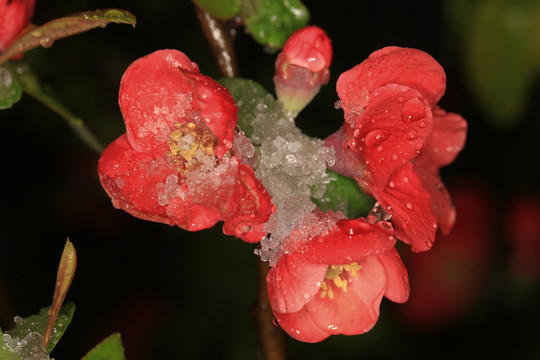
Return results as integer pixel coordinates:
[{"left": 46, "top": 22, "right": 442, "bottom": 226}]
[
  {"left": 406, "top": 202, "right": 414, "bottom": 209},
  {"left": 364, "top": 130, "right": 389, "bottom": 148},
  {"left": 334, "top": 100, "right": 342, "bottom": 109},
  {"left": 353, "top": 128, "right": 361, "bottom": 138},
  {"left": 389, "top": 181, "right": 396, "bottom": 188},
  {"left": 401, "top": 221, "right": 410, "bottom": 230},
  {"left": 40, "top": 37, "right": 54, "bottom": 48},
  {"left": 401, "top": 97, "right": 426, "bottom": 123},
  {"left": 407, "top": 131, "right": 418, "bottom": 140},
  {"left": 415, "top": 143, "right": 424, "bottom": 152},
  {"left": 377, "top": 145, "right": 384, "bottom": 152},
  {"left": 418, "top": 121, "right": 426, "bottom": 128},
  {"left": 397, "top": 96, "right": 404, "bottom": 104},
  {"left": 256, "top": 102, "right": 268, "bottom": 112}
]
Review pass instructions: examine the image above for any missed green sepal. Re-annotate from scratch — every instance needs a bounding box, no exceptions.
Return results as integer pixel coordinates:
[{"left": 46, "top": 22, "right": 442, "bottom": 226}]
[
  {"left": 239, "top": 0, "right": 309, "bottom": 50},
  {"left": 0, "top": 67, "right": 22, "bottom": 110},
  {"left": 193, "top": 0, "right": 241, "bottom": 19},
  {"left": 5, "top": 302, "right": 75, "bottom": 354},
  {"left": 81, "top": 333, "right": 125, "bottom": 360},
  {"left": 313, "top": 170, "right": 375, "bottom": 219},
  {"left": 219, "top": 77, "right": 275, "bottom": 138}
]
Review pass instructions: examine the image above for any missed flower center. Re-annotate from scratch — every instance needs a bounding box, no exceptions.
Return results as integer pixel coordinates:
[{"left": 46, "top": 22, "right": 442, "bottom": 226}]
[
  {"left": 320, "top": 262, "right": 362, "bottom": 299},
  {"left": 167, "top": 121, "right": 215, "bottom": 177}
]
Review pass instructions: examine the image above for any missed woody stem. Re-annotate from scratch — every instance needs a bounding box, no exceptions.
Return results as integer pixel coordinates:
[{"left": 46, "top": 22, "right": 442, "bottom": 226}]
[{"left": 193, "top": 5, "right": 288, "bottom": 360}]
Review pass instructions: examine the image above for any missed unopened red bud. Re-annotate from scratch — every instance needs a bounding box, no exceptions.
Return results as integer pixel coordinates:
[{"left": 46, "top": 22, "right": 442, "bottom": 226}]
[{"left": 273, "top": 25, "right": 332, "bottom": 113}]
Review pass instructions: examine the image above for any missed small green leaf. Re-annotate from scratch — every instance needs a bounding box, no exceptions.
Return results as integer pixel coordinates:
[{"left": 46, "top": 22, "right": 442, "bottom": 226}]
[
  {"left": 194, "top": 0, "right": 241, "bottom": 19},
  {"left": 312, "top": 170, "right": 375, "bottom": 218},
  {"left": 6, "top": 303, "right": 75, "bottom": 354},
  {"left": 4, "top": 62, "right": 104, "bottom": 153},
  {"left": 219, "top": 77, "right": 274, "bottom": 138},
  {"left": 0, "top": 67, "right": 22, "bottom": 109},
  {"left": 240, "top": 0, "right": 309, "bottom": 50},
  {"left": 0, "top": 9, "right": 136, "bottom": 65},
  {"left": 82, "top": 333, "right": 125, "bottom": 360},
  {"left": 44, "top": 239, "right": 77, "bottom": 349}
]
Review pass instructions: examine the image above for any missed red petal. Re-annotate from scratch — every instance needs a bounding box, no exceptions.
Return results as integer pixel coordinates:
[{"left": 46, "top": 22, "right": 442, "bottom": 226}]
[
  {"left": 341, "top": 83, "right": 433, "bottom": 182},
  {"left": 98, "top": 134, "right": 182, "bottom": 225},
  {"left": 416, "top": 107, "right": 468, "bottom": 170},
  {"left": 0, "top": 0, "right": 35, "bottom": 51},
  {"left": 417, "top": 170, "right": 456, "bottom": 235},
  {"left": 267, "top": 252, "right": 328, "bottom": 314},
  {"left": 222, "top": 164, "right": 275, "bottom": 243},
  {"left": 373, "top": 163, "right": 437, "bottom": 252},
  {"left": 378, "top": 248, "right": 410, "bottom": 303},
  {"left": 301, "top": 218, "right": 396, "bottom": 264},
  {"left": 336, "top": 46, "right": 446, "bottom": 109},
  {"left": 280, "top": 25, "right": 332, "bottom": 73},
  {"left": 119, "top": 49, "right": 236, "bottom": 159},
  {"left": 273, "top": 255, "right": 388, "bottom": 342}
]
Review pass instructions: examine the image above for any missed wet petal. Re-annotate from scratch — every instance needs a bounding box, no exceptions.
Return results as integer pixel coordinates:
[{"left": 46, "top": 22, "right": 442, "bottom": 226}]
[
  {"left": 416, "top": 107, "right": 468, "bottom": 169},
  {"left": 222, "top": 164, "right": 275, "bottom": 243},
  {"left": 119, "top": 49, "right": 236, "bottom": 159},
  {"left": 336, "top": 46, "right": 446, "bottom": 109},
  {"left": 375, "top": 163, "right": 437, "bottom": 252},
  {"left": 268, "top": 252, "right": 328, "bottom": 314},
  {"left": 98, "top": 134, "right": 184, "bottom": 225},
  {"left": 301, "top": 218, "right": 396, "bottom": 264},
  {"left": 341, "top": 84, "right": 433, "bottom": 182}
]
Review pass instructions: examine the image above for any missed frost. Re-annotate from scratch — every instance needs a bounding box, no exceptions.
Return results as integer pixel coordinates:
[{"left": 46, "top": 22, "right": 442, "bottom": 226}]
[
  {"left": 2, "top": 332, "right": 50, "bottom": 360},
  {"left": 246, "top": 94, "right": 337, "bottom": 264},
  {"left": 156, "top": 174, "right": 183, "bottom": 206}
]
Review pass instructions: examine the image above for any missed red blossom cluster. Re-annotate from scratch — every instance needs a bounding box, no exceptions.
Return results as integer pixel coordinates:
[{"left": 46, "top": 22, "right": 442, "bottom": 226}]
[
  {"left": 98, "top": 26, "right": 466, "bottom": 343},
  {"left": 0, "top": 0, "right": 35, "bottom": 52}
]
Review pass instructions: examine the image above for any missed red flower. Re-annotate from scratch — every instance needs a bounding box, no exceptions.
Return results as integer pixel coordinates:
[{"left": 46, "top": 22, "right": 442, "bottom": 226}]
[
  {"left": 0, "top": 0, "right": 35, "bottom": 52},
  {"left": 330, "top": 47, "right": 467, "bottom": 252},
  {"left": 267, "top": 212, "right": 409, "bottom": 342},
  {"left": 397, "top": 180, "right": 495, "bottom": 329},
  {"left": 273, "top": 25, "right": 332, "bottom": 113},
  {"left": 98, "top": 50, "right": 274, "bottom": 242}
]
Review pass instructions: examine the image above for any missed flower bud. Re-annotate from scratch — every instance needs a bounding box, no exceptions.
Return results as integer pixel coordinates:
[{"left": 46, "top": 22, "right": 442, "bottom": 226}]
[{"left": 273, "top": 25, "right": 332, "bottom": 113}]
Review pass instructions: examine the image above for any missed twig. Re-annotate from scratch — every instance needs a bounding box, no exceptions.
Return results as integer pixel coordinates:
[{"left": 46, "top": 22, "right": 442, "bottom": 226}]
[
  {"left": 193, "top": 4, "right": 288, "bottom": 359},
  {"left": 254, "top": 260, "right": 288, "bottom": 360},
  {"left": 193, "top": 3, "right": 239, "bottom": 78}
]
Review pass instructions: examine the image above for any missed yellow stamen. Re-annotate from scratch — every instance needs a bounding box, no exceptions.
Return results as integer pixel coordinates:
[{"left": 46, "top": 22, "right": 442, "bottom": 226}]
[{"left": 319, "top": 261, "right": 362, "bottom": 299}]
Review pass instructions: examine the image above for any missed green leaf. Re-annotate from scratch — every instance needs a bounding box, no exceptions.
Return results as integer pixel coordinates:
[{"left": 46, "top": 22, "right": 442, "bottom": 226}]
[
  {"left": 312, "top": 170, "right": 375, "bottom": 218},
  {"left": 463, "top": 0, "right": 540, "bottom": 129},
  {"left": 0, "top": 67, "right": 22, "bottom": 109},
  {"left": 219, "top": 77, "right": 274, "bottom": 138},
  {"left": 240, "top": 0, "right": 309, "bottom": 50},
  {"left": 82, "top": 333, "right": 125, "bottom": 360},
  {"left": 194, "top": 0, "right": 241, "bottom": 19},
  {"left": 0, "top": 9, "right": 136, "bottom": 65},
  {"left": 6, "top": 302, "right": 75, "bottom": 354},
  {"left": 4, "top": 62, "right": 104, "bottom": 153}
]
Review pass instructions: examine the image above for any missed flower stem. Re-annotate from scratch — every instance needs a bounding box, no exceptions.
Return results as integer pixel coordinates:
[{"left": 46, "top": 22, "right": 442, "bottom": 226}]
[
  {"left": 254, "top": 260, "right": 288, "bottom": 360},
  {"left": 193, "top": 5, "right": 288, "bottom": 358},
  {"left": 193, "top": 3, "right": 239, "bottom": 78}
]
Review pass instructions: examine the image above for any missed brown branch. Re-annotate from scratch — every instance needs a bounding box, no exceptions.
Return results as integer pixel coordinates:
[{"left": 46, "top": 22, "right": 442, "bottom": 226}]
[
  {"left": 254, "top": 260, "right": 288, "bottom": 360},
  {"left": 193, "top": 5, "right": 288, "bottom": 359},
  {"left": 193, "top": 3, "right": 239, "bottom": 78}
]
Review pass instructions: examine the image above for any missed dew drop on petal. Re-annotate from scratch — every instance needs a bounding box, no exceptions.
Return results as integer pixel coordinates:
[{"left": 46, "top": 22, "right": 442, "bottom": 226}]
[
  {"left": 406, "top": 202, "right": 414, "bottom": 210},
  {"left": 364, "top": 130, "right": 389, "bottom": 148},
  {"left": 401, "top": 97, "right": 426, "bottom": 123},
  {"left": 407, "top": 131, "right": 418, "bottom": 140}
]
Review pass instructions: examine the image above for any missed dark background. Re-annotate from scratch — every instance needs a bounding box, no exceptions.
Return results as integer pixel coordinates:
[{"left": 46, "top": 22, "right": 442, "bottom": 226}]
[{"left": 1, "top": 0, "right": 539, "bottom": 359}]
